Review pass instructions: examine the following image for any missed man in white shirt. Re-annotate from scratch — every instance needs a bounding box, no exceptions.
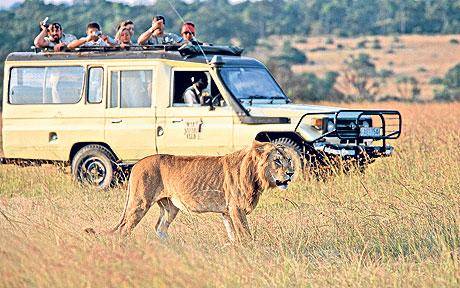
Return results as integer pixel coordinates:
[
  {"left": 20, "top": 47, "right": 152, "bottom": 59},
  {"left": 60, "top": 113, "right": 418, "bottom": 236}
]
[
  {"left": 67, "top": 22, "right": 116, "bottom": 50},
  {"left": 182, "top": 76, "right": 209, "bottom": 106},
  {"left": 34, "top": 22, "right": 77, "bottom": 52},
  {"left": 137, "top": 15, "right": 181, "bottom": 45}
]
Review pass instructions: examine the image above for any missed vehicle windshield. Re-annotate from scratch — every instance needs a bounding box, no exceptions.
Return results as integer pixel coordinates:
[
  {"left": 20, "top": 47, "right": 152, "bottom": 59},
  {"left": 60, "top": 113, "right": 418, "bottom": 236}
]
[{"left": 219, "top": 67, "right": 288, "bottom": 103}]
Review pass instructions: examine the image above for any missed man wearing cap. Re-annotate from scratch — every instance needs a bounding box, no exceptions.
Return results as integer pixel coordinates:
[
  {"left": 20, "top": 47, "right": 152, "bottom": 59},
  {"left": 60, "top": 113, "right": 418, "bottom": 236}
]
[
  {"left": 138, "top": 15, "right": 181, "bottom": 45},
  {"left": 183, "top": 75, "right": 209, "bottom": 106},
  {"left": 34, "top": 22, "right": 77, "bottom": 52}
]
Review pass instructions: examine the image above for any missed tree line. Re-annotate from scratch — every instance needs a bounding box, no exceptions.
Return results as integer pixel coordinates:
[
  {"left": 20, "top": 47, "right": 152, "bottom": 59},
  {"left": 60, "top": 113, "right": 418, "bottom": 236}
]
[{"left": 0, "top": 0, "right": 459, "bottom": 101}]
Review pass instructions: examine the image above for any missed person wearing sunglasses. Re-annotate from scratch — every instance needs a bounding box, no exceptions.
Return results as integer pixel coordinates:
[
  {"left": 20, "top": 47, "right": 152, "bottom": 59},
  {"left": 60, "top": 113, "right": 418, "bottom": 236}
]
[
  {"left": 138, "top": 15, "right": 181, "bottom": 45},
  {"left": 179, "top": 22, "right": 204, "bottom": 45},
  {"left": 34, "top": 21, "right": 76, "bottom": 52}
]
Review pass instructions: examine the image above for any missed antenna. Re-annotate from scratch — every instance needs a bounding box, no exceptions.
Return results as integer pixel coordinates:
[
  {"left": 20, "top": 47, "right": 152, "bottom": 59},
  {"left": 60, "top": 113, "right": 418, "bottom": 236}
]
[{"left": 166, "top": 0, "right": 210, "bottom": 64}]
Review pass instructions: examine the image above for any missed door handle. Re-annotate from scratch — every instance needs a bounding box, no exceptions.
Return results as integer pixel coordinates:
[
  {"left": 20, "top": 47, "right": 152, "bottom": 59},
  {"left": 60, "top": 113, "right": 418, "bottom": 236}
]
[
  {"left": 111, "top": 119, "right": 122, "bottom": 123},
  {"left": 172, "top": 118, "right": 183, "bottom": 123}
]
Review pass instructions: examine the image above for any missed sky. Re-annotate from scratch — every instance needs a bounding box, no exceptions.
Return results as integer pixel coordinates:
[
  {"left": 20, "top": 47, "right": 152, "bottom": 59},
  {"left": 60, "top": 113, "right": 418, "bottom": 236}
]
[
  {"left": 1, "top": 0, "right": 245, "bottom": 9},
  {"left": 0, "top": 0, "right": 159, "bottom": 9}
]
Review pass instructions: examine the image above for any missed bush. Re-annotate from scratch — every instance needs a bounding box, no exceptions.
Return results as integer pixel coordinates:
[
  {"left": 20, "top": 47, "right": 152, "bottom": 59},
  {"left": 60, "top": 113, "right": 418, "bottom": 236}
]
[
  {"left": 325, "top": 37, "right": 334, "bottom": 45},
  {"left": 379, "top": 69, "right": 394, "bottom": 78},
  {"left": 336, "top": 43, "right": 344, "bottom": 49},
  {"left": 371, "top": 39, "right": 382, "bottom": 49},
  {"left": 429, "top": 77, "right": 444, "bottom": 85},
  {"left": 417, "top": 67, "right": 428, "bottom": 73},
  {"left": 396, "top": 75, "right": 421, "bottom": 101},
  {"left": 449, "top": 39, "right": 459, "bottom": 45},
  {"left": 310, "top": 46, "right": 327, "bottom": 52},
  {"left": 273, "top": 41, "right": 307, "bottom": 64},
  {"left": 434, "top": 63, "right": 460, "bottom": 101},
  {"left": 356, "top": 40, "right": 368, "bottom": 49}
]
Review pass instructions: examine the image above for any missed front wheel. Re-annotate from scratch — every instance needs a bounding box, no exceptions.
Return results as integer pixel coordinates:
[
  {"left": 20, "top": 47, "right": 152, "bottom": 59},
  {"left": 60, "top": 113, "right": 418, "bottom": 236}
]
[
  {"left": 272, "top": 138, "right": 304, "bottom": 178},
  {"left": 71, "top": 144, "right": 116, "bottom": 189}
]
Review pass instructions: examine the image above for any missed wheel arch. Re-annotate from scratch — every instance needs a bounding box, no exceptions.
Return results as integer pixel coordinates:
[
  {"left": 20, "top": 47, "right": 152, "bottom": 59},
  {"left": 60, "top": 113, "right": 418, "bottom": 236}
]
[
  {"left": 255, "top": 131, "right": 305, "bottom": 146},
  {"left": 69, "top": 142, "right": 118, "bottom": 162}
]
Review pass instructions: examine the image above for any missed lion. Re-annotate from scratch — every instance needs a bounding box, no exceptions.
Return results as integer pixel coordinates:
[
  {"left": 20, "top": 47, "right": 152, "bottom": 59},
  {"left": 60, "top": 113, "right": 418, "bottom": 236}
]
[{"left": 110, "top": 141, "right": 295, "bottom": 242}]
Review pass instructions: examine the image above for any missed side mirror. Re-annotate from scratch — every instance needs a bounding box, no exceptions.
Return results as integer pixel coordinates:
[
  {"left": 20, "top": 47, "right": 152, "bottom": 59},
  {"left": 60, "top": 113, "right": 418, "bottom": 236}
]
[{"left": 201, "top": 95, "right": 215, "bottom": 111}]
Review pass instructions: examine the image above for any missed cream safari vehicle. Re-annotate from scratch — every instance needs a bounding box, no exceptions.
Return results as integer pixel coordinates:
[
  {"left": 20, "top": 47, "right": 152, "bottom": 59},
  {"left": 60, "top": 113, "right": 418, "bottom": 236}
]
[{"left": 1, "top": 45, "right": 401, "bottom": 188}]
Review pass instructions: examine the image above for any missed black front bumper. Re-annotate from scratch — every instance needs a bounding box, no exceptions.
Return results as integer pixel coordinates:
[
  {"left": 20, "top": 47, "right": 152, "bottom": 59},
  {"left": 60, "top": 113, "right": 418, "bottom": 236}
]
[{"left": 313, "top": 142, "right": 394, "bottom": 158}]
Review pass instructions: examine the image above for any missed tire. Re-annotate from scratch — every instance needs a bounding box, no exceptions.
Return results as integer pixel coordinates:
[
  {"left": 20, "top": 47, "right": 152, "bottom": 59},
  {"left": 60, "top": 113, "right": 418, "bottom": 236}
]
[{"left": 71, "top": 144, "right": 117, "bottom": 189}]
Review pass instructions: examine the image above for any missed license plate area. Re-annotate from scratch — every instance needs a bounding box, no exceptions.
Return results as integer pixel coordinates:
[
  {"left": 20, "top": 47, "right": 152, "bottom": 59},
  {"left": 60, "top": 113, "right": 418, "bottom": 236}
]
[{"left": 360, "top": 127, "right": 381, "bottom": 137}]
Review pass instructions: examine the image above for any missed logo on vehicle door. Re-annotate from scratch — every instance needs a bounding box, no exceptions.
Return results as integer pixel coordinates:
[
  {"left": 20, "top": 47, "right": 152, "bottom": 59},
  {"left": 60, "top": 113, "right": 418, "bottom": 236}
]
[{"left": 184, "top": 119, "right": 203, "bottom": 140}]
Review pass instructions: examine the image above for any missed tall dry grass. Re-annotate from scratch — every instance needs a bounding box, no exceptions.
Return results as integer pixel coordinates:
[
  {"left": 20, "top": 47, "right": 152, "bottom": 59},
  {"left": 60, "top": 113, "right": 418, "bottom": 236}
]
[{"left": 0, "top": 102, "right": 459, "bottom": 287}]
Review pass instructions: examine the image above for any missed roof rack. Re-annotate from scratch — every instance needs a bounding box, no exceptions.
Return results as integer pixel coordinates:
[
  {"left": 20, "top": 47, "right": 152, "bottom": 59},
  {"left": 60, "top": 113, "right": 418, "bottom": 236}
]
[{"left": 30, "top": 43, "right": 244, "bottom": 58}]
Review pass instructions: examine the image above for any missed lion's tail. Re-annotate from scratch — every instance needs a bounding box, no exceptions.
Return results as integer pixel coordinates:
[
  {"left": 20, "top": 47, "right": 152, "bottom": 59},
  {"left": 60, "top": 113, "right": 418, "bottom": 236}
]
[
  {"left": 109, "top": 178, "right": 132, "bottom": 234},
  {"left": 83, "top": 179, "right": 132, "bottom": 236}
]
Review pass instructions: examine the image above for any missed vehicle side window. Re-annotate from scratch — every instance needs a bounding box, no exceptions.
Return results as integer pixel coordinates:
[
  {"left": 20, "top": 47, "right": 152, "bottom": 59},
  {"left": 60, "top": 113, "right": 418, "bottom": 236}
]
[
  {"left": 87, "top": 67, "right": 103, "bottom": 104},
  {"left": 9, "top": 66, "right": 84, "bottom": 104},
  {"left": 110, "top": 70, "right": 152, "bottom": 108},
  {"left": 110, "top": 71, "right": 119, "bottom": 108},
  {"left": 172, "top": 71, "right": 224, "bottom": 107}
]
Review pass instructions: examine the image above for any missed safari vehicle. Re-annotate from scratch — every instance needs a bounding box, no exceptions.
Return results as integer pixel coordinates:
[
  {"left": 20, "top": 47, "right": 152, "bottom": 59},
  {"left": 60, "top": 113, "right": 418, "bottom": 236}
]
[{"left": 1, "top": 44, "right": 401, "bottom": 188}]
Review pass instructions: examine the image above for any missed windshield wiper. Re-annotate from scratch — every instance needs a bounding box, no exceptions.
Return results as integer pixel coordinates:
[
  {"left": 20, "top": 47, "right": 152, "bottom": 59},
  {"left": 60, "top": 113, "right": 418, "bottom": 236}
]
[{"left": 239, "top": 95, "right": 290, "bottom": 105}]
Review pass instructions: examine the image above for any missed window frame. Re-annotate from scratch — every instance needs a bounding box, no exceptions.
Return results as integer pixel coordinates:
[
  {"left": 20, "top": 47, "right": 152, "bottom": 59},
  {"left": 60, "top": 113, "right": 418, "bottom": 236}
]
[
  {"left": 107, "top": 67, "right": 155, "bottom": 109},
  {"left": 86, "top": 66, "right": 104, "bottom": 104},
  {"left": 8, "top": 65, "right": 86, "bottom": 105},
  {"left": 170, "top": 68, "right": 218, "bottom": 107}
]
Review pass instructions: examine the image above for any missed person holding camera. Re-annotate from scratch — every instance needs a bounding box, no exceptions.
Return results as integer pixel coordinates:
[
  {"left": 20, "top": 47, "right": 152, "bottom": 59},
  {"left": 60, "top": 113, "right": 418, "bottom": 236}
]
[
  {"left": 137, "top": 15, "right": 181, "bottom": 45},
  {"left": 183, "top": 75, "right": 209, "bottom": 106},
  {"left": 34, "top": 20, "right": 76, "bottom": 52},
  {"left": 67, "top": 22, "right": 117, "bottom": 50}
]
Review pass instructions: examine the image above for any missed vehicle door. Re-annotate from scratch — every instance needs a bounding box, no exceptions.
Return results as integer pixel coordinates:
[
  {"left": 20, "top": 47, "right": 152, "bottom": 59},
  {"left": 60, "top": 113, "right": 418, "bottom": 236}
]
[
  {"left": 105, "top": 66, "right": 157, "bottom": 162},
  {"left": 156, "top": 69, "right": 234, "bottom": 156}
]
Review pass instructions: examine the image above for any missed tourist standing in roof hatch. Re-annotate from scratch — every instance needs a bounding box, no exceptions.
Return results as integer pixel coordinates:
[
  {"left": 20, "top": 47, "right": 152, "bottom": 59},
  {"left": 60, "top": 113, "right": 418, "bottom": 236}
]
[
  {"left": 137, "top": 15, "right": 181, "bottom": 45},
  {"left": 34, "top": 21, "right": 76, "bottom": 52}
]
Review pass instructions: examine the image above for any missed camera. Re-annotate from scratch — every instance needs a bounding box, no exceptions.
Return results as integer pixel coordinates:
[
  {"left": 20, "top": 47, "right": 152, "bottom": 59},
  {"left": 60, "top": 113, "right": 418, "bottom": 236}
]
[
  {"left": 40, "top": 17, "right": 49, "bottom": 29},
  {"left": 94, "top": 31, "right": 102, "bottom": 37}
]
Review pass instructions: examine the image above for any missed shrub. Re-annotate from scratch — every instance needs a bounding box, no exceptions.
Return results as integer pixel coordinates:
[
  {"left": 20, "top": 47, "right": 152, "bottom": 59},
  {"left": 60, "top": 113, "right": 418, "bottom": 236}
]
[
  {"left": 379, "top": 69, "right": 394, "bottom": 78},
  {"left": 372, "top": 39, "right": 382, "bottom": 49},
  {"left": 429, "top": 77, "right": 444, "bottom": 85},
  {"left": 356, "top": 40, "right": 368, "bottom": 49},
  {"left": 272, "top": 41, "right": 307, "bottom": 64},
  {"left": 449, "top": 38, "right": 459, "bottom": 45},
  {"left": 336, "top": 43, "right": 344, "bottom": 49},
  {"left": 325, "top": 37, "right": 334, "bottom": 45},
  {"left": 310, "top": 46, "right": 327, "bottom": 52},
  {"left": 341, "top": 53, "right": 380, "bottom": 101},
  {"left": 434, "top": 63, "right": 460, "bottom": 101},
  {"left": 396, "top": 75, "right": 421, "bottom": 101}
]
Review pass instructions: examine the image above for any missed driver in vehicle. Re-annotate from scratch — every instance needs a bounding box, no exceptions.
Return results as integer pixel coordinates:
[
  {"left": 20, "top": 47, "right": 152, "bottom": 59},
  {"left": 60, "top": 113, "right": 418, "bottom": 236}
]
[{"left": 182, "top": 75, "right": 208, "bottom": 106}]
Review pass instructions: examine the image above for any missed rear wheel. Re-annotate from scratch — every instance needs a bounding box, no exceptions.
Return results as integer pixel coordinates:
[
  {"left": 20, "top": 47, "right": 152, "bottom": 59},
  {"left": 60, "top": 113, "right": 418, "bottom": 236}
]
[{"left": 71, "top": 144, "right": 117, "bottom": 189}]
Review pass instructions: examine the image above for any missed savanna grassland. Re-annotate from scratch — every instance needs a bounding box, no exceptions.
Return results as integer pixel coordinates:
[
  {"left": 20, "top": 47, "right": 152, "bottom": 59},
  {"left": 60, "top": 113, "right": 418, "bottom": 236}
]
[
  {"left": 0, "top": 102, "right": 459, "bottom": 287},
  {"left": 254, "top": 34, "right": 460, "bottom": 100}
]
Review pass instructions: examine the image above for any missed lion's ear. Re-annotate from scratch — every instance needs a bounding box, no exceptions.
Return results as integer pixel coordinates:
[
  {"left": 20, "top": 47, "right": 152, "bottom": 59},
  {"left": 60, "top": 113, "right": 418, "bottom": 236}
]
[{"left": 252, "top": 140, "right": 267, "bottom": 154}]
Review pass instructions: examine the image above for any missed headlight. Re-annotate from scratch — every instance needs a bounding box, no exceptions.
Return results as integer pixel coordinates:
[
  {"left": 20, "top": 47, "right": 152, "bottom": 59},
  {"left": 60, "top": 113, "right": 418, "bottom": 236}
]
[{"left": 311, "top": 118, "right": 324, "bottom": 130}]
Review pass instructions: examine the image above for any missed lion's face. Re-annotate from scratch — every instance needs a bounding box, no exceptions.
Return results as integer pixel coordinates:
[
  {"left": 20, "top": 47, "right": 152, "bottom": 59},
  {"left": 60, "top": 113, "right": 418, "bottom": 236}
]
[{"left": 261, "top": 144, "right": 296, "bottom": 190}]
